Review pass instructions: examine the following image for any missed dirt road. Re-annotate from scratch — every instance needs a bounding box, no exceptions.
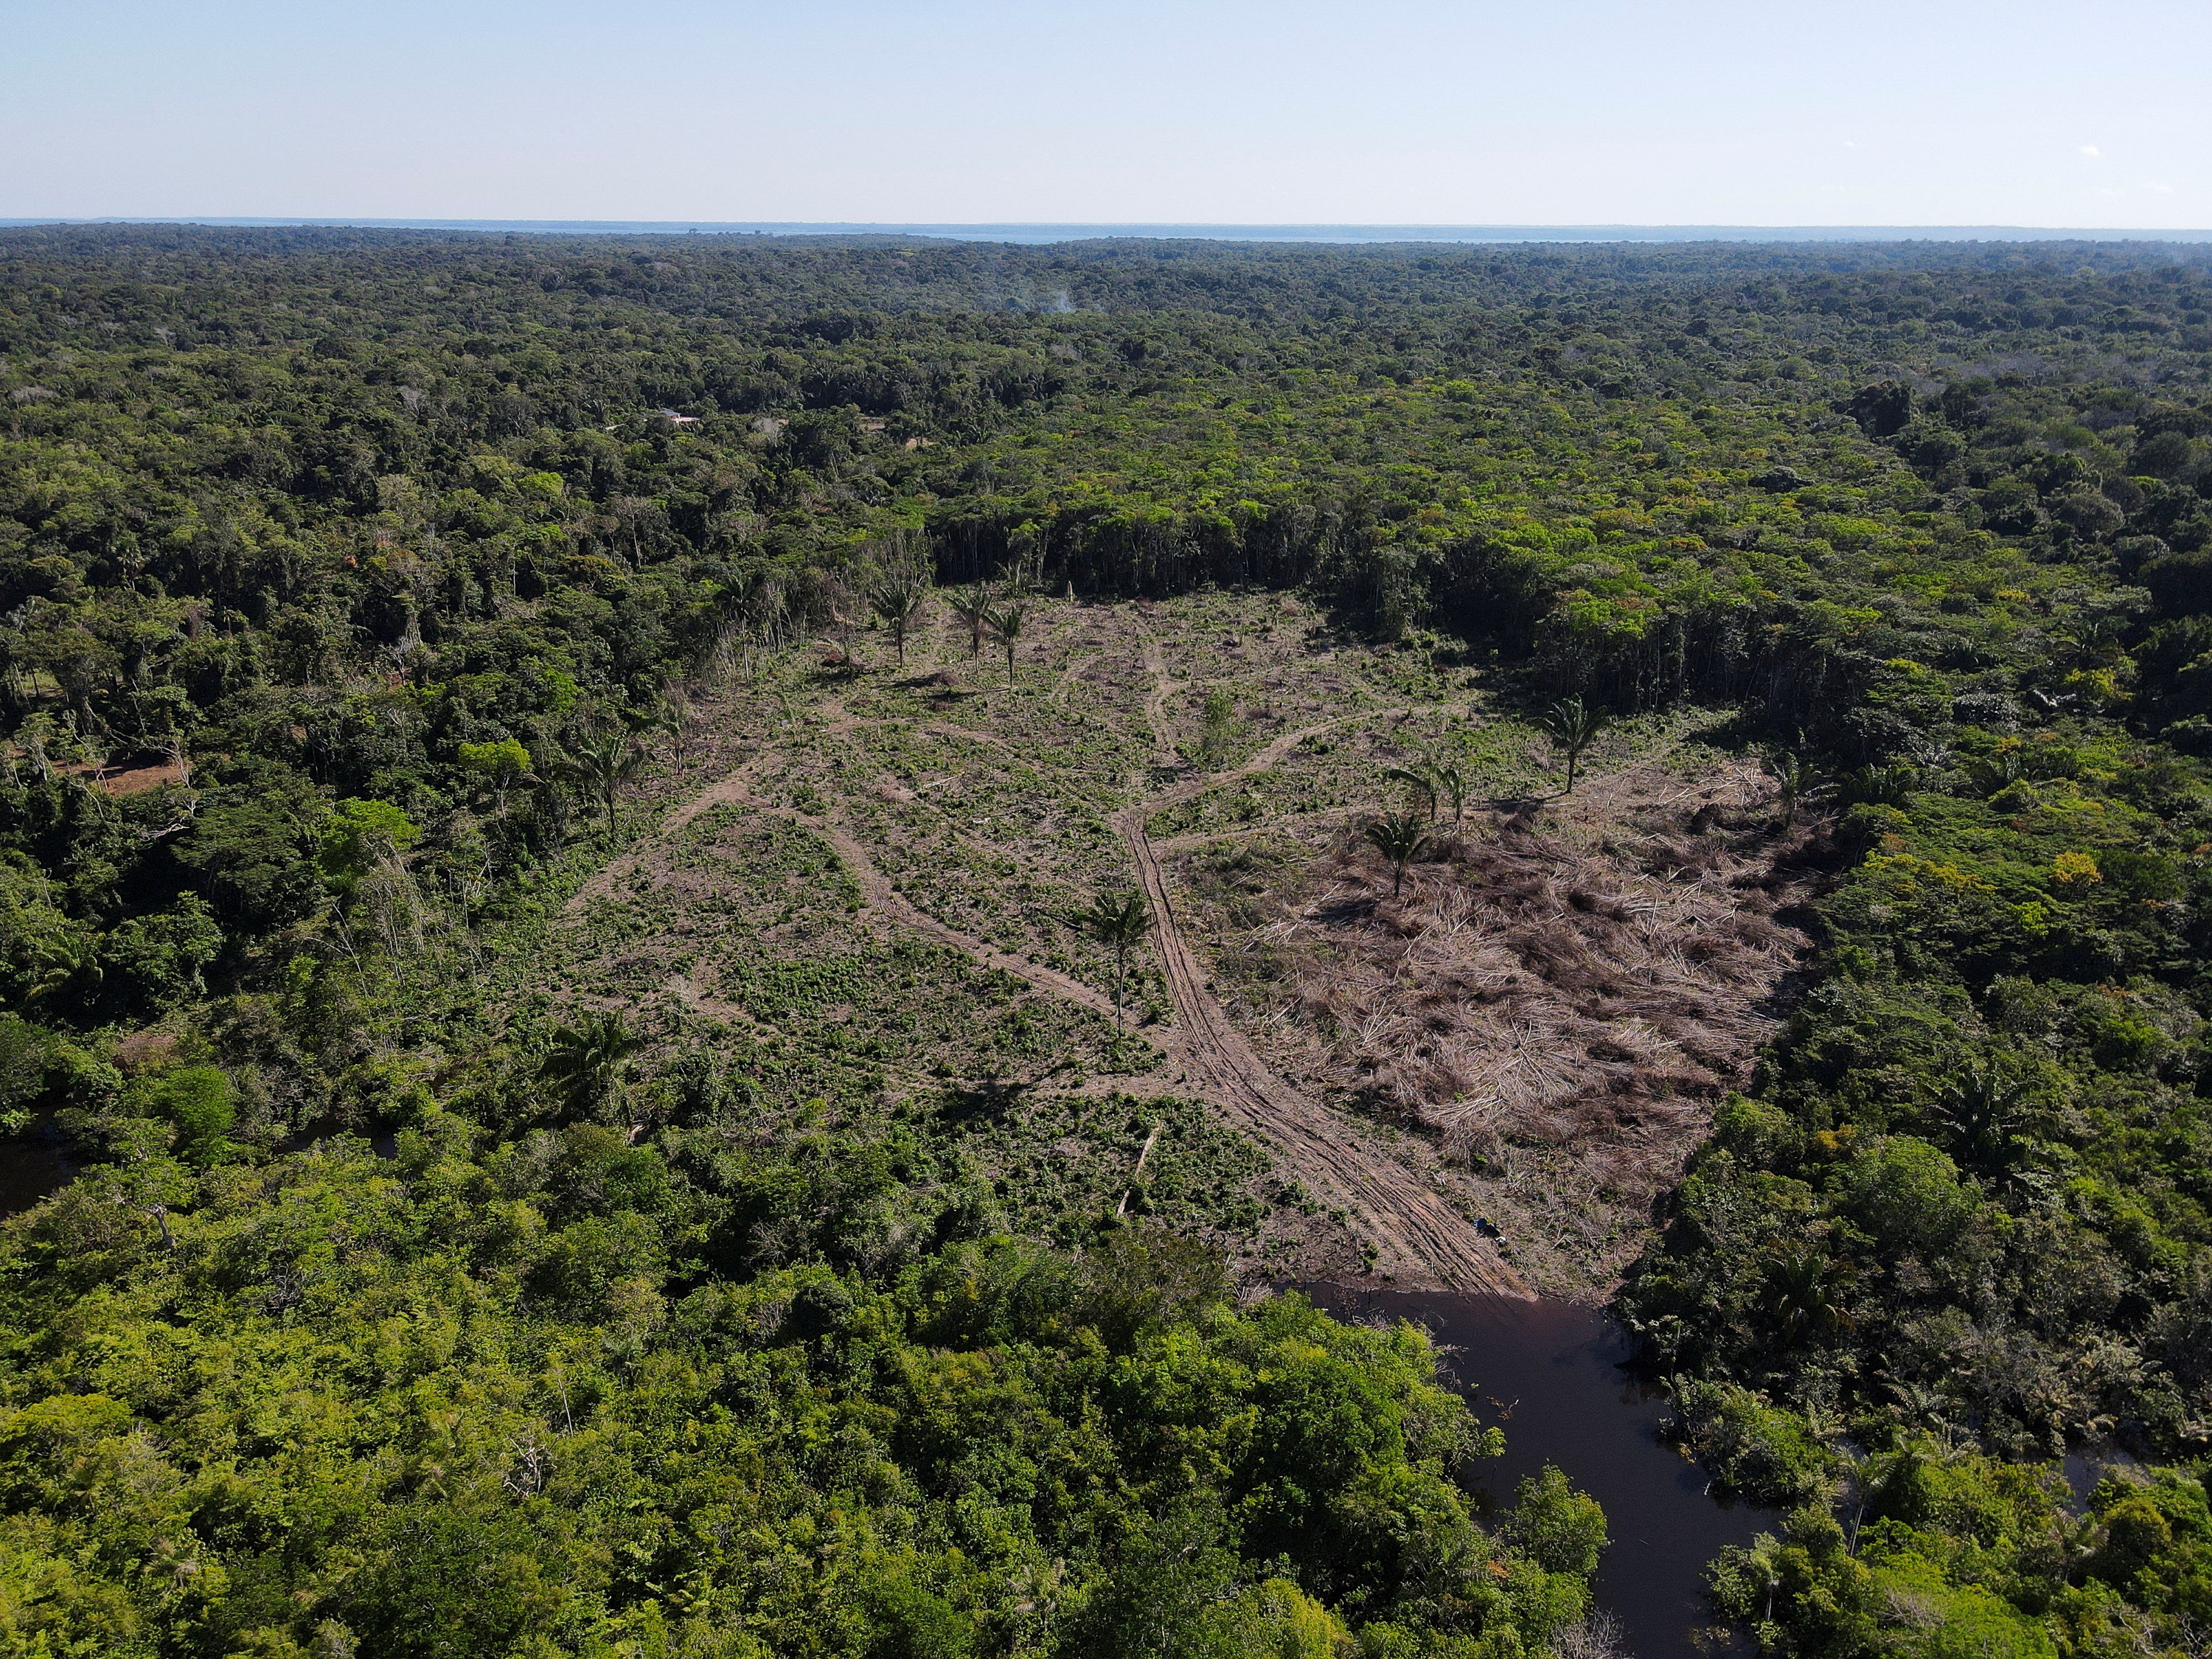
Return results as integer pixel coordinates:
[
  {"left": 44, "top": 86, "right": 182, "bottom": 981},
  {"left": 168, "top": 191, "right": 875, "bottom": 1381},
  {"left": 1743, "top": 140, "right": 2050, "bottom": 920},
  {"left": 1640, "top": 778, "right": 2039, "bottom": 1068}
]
[
  {"left": 1114, "top": 800, "right": 1527, "bottom": 1295},
  {"left": 1121, "top": 630, "right": 1527, "bottom": 1294}
]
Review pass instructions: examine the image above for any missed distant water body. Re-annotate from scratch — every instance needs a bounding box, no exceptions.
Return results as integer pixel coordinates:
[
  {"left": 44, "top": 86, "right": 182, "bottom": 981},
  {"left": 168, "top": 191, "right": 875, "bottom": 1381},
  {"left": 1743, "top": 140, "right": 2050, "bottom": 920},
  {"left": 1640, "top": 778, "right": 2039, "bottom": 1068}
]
[{"left": 7, "top": 218, "right": 2212, "bottom": 245}]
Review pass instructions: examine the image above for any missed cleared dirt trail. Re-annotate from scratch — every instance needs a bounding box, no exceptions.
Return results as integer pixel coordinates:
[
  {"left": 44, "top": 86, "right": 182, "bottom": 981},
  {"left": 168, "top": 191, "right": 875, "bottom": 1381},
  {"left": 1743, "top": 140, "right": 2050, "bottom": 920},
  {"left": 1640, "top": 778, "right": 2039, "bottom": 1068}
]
[
  {"left": 1126, "top": 627, "right": 1528, "bottom": 1295},
  {"left": 1114, "top": 799, "right": 1527, "bottom": 1295},
  {"left": 571, "top": 747, "right": 1133, "bottom": 1024},
  {"left": 758, "top": 795, "right": 1130, "bottom": 1023}
]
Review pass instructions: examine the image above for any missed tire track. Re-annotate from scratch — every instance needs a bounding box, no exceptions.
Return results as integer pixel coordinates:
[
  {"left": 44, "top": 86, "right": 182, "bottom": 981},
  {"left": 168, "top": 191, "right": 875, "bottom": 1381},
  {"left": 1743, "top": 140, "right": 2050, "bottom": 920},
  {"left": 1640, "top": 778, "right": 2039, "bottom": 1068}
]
[
  {"left": 1116, "top": 802, "right": 1527, "bottom": 1295},
  {"left": 1116, "top": 641, "right": 1523, "bottom": 1294},
  {"left": 566, "top": 641, "right": 1522, "bottom": 1293},
  {"left": 1137, "top": 626, "right": 1182, "bottom": 769},
  {"left": 566, "top": 750, "right": 1133, "bottom": 1026},
  {"left": 750, "top": 794, "right": 1131, "bottom": 1025}
]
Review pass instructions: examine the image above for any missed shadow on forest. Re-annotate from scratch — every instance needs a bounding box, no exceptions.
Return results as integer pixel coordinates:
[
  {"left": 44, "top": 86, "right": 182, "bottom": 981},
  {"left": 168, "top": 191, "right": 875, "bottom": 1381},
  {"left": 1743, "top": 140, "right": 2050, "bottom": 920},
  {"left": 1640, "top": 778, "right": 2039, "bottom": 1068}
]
[{"left": 936, "top": 1060, "right": 1077, "bottom": 1124}]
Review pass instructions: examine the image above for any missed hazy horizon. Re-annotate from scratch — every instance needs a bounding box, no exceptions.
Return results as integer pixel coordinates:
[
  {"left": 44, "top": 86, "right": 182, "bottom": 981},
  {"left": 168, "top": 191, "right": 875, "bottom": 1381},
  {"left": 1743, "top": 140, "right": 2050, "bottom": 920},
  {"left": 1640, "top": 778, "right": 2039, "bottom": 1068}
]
[
  {"left": 5, "top": 1, "right": 2208, "bottom": 229},
  {"left": 7, "top": 218, "right": 2212, "bottom": 246}
]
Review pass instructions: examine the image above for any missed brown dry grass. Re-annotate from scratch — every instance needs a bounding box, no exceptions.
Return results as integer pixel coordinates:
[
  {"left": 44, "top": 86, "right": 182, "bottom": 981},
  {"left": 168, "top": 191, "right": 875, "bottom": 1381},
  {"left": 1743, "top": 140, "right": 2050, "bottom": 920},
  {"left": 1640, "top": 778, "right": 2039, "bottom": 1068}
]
[{"left": 1199, "top": 757, "right": 1829, "bottom": 1281}]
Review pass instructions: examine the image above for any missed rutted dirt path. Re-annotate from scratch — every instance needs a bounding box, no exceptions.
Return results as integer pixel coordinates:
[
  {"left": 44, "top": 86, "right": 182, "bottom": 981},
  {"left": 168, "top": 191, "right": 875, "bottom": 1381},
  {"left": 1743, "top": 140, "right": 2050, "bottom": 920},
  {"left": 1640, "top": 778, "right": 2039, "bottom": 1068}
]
[
  {"left": 1123, "top": 625, "right": 1525, "bottom": 1294},
  {"left": 1117, "top": 804, "right": 1525, "bottom": 1295},
  {"left": 565, "top": 715, "right": 1017, "bottom": 917},
  {"left": 1116, "top": 737, "right": 1529, "bottom": 1297},
  {"left": 568, "top": 752, "right": 1132, "bottom": 1025},
  {"left": 738, "top": 791, "right": 1129, "bottom": 1023},
  {"left": 1138, "top": 627, "right": 1181, "bottom": 769}
]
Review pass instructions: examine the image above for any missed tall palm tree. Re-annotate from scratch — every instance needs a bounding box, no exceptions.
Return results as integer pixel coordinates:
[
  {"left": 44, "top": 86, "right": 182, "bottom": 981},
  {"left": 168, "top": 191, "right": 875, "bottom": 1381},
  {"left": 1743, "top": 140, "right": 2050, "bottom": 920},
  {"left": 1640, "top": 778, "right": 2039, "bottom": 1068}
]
[
  {"left": 1363, "top": 813, "right": 1433, "bottom": 898},
  {"left": 1928, "top": 1055, "right": 2037, "bottom": 1181},
  {"left": 948, "top": 584, "right": 994, "bottom": 657},
  {"left": 1738, "top": 1532, "right": 1787, "bottom": 1624},
  {"left": 1766, "top": 1249, "right": 1852, "bottom": 1345},
  {"left": 1541, "top": 696, "right": 1604, "bottom": 795},
  {"left": 1074, "top": 891, "right": 1152, "bottom": 1020},
  {"left": 538, "top": 1011, "right": 643, "bottom": 1120},
  {"left": 555, "top": 726, "right": 642, "bottom": 826},
  {"left": 985, "top": 600, "right": 1030, "bottom": 687},
  {"left": 869, "top": 577, "right": 928, "bottom": 668}
]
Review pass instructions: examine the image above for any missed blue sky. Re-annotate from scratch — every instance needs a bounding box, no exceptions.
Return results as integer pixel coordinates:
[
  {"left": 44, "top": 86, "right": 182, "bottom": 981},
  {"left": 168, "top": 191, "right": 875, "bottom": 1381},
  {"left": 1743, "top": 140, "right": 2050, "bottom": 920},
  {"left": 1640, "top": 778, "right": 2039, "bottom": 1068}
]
[{"left": 4, "top": 0, "right": 2207, "bottom": 227}]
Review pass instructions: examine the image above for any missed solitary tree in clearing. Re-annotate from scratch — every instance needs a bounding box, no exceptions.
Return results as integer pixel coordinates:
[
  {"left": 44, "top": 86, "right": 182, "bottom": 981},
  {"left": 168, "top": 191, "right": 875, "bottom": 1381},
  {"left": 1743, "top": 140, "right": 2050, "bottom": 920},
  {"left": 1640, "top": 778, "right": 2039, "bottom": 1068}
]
[
  {"left": 984, "top": 600, "right": 1031, "bottom": 687},
  {"left": 948, "top": 584, "right": 994, "bottom": 657},
  {"left": 870, "top": 576, "right": 929, "bottom": 669},
  {"left": 1075, "top": 891, "right": 1152, "bottom": 1020},
  {"left": 1363, "top": 813, "right": 1433, "bottom": 898},
  {"left": 554, "top": 726, "right": 641, "bottom": 826},
  {"left": 1385, "top": 759, "right": 1472, "bottom": 824},
  {"left": 1432, "top": 761, "right": 1469, "bottom": 825},
  {"left": 1540, "top": 695, "right": 1605, "bottom": 795}
]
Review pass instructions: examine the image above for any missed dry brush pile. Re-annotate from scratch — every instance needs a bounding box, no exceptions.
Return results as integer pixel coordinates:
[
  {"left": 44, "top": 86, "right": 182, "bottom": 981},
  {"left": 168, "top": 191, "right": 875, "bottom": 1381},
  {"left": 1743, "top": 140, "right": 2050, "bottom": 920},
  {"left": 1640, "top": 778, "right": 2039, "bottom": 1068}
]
[{"left": 1219, "top": 762, "right": 1829, "bottom": 1212}]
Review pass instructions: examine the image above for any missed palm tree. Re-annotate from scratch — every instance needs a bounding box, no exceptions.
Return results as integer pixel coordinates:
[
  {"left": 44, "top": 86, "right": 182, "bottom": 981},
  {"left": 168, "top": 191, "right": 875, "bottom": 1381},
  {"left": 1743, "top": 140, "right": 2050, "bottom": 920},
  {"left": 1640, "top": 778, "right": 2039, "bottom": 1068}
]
[
  {"left": 24, "top": 926, "right": 102, "bottom": 1004},
  {"left": 948, "top": 584, "right": 994, "bottom": 657},
  {"left": 1363, "top": 813, "right": 1433, "bottom": 898},
  {"left": 1843, "top": 763, "right": 1916, "bottom": 807},
  {"left": 869, "top": 576, "right": 928, "bottom": 668},
  {"left": 1961, "top": 748, "right": 2028, "bottom": 797},
  {"left": 1540, "top": 696, "right": 1605, "bottom": 795},
  {"left": 985, "top": 600, "right": 1030, "bottom": 687},
  {"left": 1433, "top": 762, "right": 1469, "bottom": 826},
  {"left": 1386, "top": 761, "right": 1468, "bottom": 824},
  {"left": 538, "top": 1011, "right": 643, "bottom": 1120},
  {"left": 1737, "top": 1532, "right": 1787, "bottom": 1625},
  {"left": 555, "top": 726, "right": 642, "bottom": 826},
  {"left": 1764, "top": 750, "right": 1818, "bottom": 826},
  {"left": 1074, "top": 891, "right": 1152, "bottom": 1020},
  {"left": 1766, "top": 1249, "right": 1852, "bottom": 1345},
  {"left": 1864, "top": 1431, "right": 1964, "bottom": 1528},
  {"left": 2065, "top": 613, "right": 2126, "bottom": 666},
  {"left": 622, "top": 692, "right": 691, "bottom": 759},
  {"left": 1928, "top": 1055, "right": 2037, "bottom": 1180}
]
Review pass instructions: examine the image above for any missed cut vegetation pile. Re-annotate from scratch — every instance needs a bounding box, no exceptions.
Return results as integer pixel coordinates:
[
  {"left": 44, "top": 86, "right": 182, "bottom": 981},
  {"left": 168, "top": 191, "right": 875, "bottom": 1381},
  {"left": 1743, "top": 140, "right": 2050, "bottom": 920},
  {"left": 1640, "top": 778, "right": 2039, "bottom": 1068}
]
[{"left": 1213, "top": 760, "right": 1826, "bottom": 1241}]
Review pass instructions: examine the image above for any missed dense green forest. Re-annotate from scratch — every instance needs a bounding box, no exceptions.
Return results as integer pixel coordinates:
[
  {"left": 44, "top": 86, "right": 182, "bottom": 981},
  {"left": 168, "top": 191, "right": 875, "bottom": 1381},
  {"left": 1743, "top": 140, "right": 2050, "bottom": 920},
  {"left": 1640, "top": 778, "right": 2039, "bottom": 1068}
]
[{"left": 6, "top": 224, "right": 2212, "bottom": 1657}]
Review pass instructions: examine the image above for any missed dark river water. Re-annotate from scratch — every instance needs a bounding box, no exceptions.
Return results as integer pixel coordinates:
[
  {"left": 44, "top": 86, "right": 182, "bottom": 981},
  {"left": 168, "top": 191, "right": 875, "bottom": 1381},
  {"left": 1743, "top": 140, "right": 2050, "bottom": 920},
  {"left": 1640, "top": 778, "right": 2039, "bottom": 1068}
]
[{"left": 1307, "top": 1284, "right": 1774, "bottom": 1659}]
